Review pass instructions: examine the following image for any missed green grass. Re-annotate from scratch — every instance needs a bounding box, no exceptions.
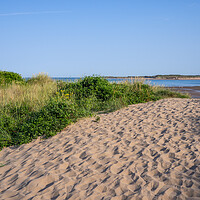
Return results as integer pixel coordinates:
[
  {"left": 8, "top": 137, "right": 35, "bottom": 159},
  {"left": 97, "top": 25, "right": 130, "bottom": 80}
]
[
  {"left": 0, "top": 163, "right": 6, "bottom": 167},
  {"left": 0, "top": 74, "right": 190, "bottom": 150}
]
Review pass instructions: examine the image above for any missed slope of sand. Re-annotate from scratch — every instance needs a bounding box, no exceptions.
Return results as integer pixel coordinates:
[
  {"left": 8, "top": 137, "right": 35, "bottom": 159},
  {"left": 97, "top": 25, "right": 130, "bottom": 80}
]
[{"left": 0, "top": 98, "right": 200, "bottom": 200}]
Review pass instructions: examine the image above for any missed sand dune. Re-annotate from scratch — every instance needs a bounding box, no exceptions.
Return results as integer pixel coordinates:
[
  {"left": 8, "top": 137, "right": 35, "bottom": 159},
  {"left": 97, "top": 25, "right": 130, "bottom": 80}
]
[{"left": 0, "top": 98, "right": 200, "bottom": 200}]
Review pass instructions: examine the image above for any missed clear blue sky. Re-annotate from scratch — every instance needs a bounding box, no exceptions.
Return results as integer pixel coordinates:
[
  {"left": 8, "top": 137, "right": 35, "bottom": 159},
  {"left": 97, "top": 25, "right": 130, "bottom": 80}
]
[{"left": 0, "top": 0, "right": 200, "bottom": 77}]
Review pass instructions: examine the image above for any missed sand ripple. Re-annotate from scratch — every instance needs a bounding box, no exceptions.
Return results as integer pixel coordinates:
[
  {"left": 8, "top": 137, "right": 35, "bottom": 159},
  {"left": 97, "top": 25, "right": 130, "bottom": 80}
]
[{"left": 0, "top": 98, "right": 200, "bottom": 200}]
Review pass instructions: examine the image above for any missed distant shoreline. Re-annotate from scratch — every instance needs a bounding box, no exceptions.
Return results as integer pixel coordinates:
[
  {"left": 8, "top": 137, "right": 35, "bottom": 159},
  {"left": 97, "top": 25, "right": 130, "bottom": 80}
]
[
  {"left": 25, "top": 75, "right": 200, "bottom": 80},
  {"left": 104, "top": 76, "right": 200, "bottom": 80}
]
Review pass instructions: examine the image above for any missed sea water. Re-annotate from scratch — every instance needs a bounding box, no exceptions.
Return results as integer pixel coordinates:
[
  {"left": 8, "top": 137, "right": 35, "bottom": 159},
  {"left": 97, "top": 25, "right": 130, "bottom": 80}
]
[{"left": 52, "top": 77, "right": 200, "bottom": 87}]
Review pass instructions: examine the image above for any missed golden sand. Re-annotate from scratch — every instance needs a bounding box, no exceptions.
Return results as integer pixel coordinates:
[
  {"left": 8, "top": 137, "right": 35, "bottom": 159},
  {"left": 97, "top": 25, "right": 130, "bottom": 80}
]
[{"left": 0, "top": 98, "right": 200, "bottom": 200}]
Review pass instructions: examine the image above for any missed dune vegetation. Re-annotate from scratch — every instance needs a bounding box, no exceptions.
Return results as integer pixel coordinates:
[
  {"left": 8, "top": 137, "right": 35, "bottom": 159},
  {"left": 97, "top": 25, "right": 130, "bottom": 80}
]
[{"left": 0, "top": 71, "right": 190, "bottom": 149}]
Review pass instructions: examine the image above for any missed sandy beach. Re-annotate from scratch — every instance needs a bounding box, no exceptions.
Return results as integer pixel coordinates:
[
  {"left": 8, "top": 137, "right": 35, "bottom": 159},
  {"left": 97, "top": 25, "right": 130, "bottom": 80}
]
[{"left": 0, "top": 98, "right": 200, "bottom": 200}]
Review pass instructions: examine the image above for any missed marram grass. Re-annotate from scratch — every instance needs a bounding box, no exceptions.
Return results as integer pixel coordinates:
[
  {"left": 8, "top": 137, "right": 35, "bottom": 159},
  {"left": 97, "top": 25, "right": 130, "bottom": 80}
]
[{"left": 0, "top": 81, "right": 57, "bottom": 111}]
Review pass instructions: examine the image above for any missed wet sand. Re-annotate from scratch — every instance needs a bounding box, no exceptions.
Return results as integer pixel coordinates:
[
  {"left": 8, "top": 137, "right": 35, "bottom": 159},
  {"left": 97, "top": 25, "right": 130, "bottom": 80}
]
[
  {"left": 169, "top": 86, "right": 200, "bottom": 98},
  {"left": 0, "top": 98, "right": 200, "bottom": 200}
]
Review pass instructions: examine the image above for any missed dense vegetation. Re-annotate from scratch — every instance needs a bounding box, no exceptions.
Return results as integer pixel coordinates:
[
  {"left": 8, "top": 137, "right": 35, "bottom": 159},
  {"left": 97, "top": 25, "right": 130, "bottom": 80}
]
[
  {"left": 0, "top": 73, "right": 190, "bottom": 149},
  {"left": 0, "top": 71, "right": 25, "bottom": 85}
]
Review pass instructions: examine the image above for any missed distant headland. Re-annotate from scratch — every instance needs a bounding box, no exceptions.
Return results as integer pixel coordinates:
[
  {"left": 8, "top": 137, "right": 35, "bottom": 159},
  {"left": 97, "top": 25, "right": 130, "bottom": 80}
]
[{"left": 104, "top": 75, "right": 200, "bottom": 80}]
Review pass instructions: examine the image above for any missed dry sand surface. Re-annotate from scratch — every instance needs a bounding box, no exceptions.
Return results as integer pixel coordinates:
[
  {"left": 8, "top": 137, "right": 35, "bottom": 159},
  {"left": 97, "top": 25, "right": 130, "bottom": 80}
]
[{"left": 0, "top": 98, "right": 200, "bottom": 200}]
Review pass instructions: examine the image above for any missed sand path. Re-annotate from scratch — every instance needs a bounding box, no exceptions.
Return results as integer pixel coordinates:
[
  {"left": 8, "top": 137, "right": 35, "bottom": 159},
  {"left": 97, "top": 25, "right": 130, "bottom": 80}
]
[{"left": 0, "top": 98, "right": 200, "bottom": 200}]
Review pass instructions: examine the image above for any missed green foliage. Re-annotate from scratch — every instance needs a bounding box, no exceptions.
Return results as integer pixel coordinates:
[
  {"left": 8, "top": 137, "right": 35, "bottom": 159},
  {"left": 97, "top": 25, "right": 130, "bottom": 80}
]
[
  {"left": 0, "top": 129, "right": 12, "bottom": 148},
  {"left": 0, "top": 163, "right": 6, "bottom": 167},
  {"left": 94, "top": 116, "right": 100, "bottom": 122},
  {"left": 0, "top": 71, "right": 25, "bottom": 85},
  {"left": 12, "top": 97, "right": 79, "bottom": 145},
  {"left": 153, "top": 87, "right": 190, "bottom": 98},
  {"left": 78, "top": 76, "right": 114, "bottom": 101},
  {"left": 58, "top": 76, "right": 113, "bottom": 101},
  {"left": 0, "top": 74, "right": 190, "bottom": 150}
]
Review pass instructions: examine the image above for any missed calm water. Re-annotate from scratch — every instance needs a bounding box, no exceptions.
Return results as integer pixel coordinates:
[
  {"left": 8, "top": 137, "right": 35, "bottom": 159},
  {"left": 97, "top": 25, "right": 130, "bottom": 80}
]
[
  {"left": 52, "top": 77, "right": 200, "bottom": 87},
  {"left": 144, "top": 79, "right": 200, "bottom": 87}
]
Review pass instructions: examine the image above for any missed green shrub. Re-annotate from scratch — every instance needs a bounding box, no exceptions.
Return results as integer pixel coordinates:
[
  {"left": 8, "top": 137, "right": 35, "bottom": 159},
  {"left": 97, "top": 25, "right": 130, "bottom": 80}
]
[
  {"left": 0, "top": 97, "right": 79, "bottom": 147},
  {"left": 0, "top": 129, "right": 12, "bottom": 148},
  {"left": 0, "top": 71, "right": 25, "bottom": 85},
  {"left": 0, "top": 110, "right": 17, "bottom": 147},
  {"left": 76, "top": 76, "right": 114, "bottom": 101}
]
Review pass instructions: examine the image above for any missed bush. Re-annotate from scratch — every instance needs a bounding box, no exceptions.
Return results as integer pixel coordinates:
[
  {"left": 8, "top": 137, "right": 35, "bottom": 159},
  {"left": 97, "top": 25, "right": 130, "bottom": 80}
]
[
  {"left": 76, "top": 76, "right": 114, "bottom": 101},
  {"left": 11, "top": 97, "right": 79, "bottom": 145},
  {"left": 0, "top": 71, "right": 25, "bottom": 85}
]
